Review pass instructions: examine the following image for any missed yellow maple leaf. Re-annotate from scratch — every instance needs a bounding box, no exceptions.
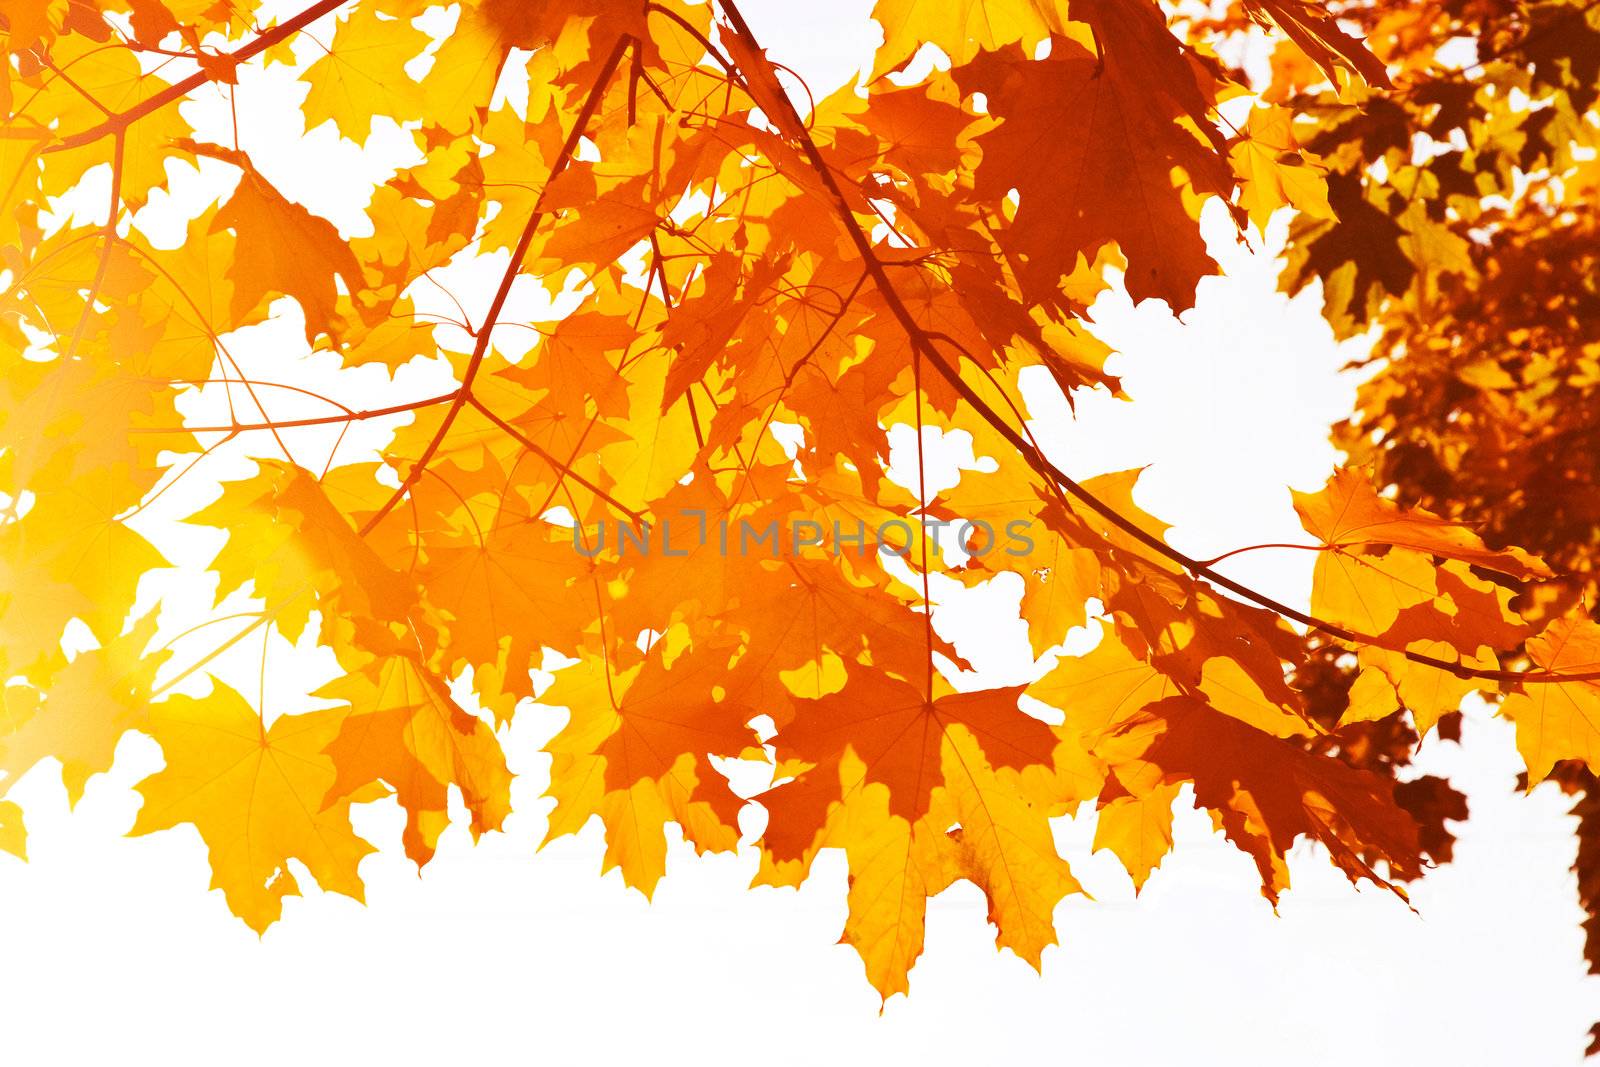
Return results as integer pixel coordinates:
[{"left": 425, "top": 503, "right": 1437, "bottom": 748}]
[
  {"left": 131, "top": 683, "right": 377, "bottom": 933},
  {"left": 1230, "top": 104, "right": 1334, "bottom": 231},
  {"left": 1505, "top": 613, "right": 1600, "bottom": 783}
]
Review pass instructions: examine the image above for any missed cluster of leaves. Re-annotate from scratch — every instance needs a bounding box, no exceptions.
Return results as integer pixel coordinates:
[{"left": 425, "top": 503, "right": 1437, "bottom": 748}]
[
  {"left": 5, "top": 0, "right": 1600, "bottom": 1000},
  {"left": 1197, "top": 0, "right": 1600, "bottom": 1040},
  {"left": 1223, "top": 0, "right": 1600, "bottom": 592}
]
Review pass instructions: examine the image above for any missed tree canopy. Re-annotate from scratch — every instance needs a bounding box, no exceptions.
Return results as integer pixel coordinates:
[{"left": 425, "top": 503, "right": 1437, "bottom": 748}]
[{"left": 5, "top": 0, "right": 1600, "bottom": 1016}]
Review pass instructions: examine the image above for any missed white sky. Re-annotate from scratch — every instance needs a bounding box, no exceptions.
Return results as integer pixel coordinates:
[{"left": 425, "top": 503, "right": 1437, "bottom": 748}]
[{"left": 3, "top": 2, "right": 1596, "bottom": 1063}]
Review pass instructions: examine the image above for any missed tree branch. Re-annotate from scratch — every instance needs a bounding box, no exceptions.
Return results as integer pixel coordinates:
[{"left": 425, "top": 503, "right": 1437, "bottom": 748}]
[{"left": 44, "top": 0, "right": 351, "bottom": 154}]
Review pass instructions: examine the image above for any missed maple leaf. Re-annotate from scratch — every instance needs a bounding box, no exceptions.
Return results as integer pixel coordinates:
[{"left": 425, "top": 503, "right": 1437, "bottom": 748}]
[
  {"left": 541, "top": 648, "right": 744, "bottom": 895},
  {"left": 182, "top": 141, "right": 365, "bottom": 343},
  {"left": 1093, "top": 779, "right": 1181, "bottom": 892},
  {"left": 778, "top": 758, "right": 951, "bottom": 997},
  {"left": 936, "top": 725, "right": 1083, "bottom": 969},
  {"left": 957, "top": 11, "right": 1234, "bottom": 311},
  {"left": 869, "top": 0, "right": 1061, "bottom": 78},
  {"left": 1230, "top": 104, "right": 1334, "bottom": 231},
  {"left": 1294, "top": 467, "right": 1551, "bottom": 580},
  {"left": 1281, "top": 172, "right": 1416, "bottom": 338},
  {"left": 131, "top": 684, "right": 378, "bottom": 932},
  {"left": 329, "top": 295, "right": 438, "bottom": 377},
  {"left": 318, "top": 651, "right": 513, "bottom": 866},
  {"left": 1341, "top": 640, "right": 1490, "bottom": 737},
  {"left": 300, "top": 2, "right": 432, "bottom": 143},
  {"left": 1504, "top": 613, "right": 1600, "bottom": 784},
  {"left": 0, "top": 615, "right": 169, "bottom": 804},
  {"left": 190, "top": 461, "right": 416, "bottom": 642},
  {"left": 1242, "top": 0, "right": 1392, "bottom": 90},
  {"left": 0, "top": 464, "right": 165, "bottom": 674},
  {"left": 1098, "top": 695, "right": 1422, "bottom": 902},
  {"left": 763, "top": 676, "right": 1058, "bottom": 857},
  {"left": 1292, "top": 467, "right": 1552, "bottom": 638}
]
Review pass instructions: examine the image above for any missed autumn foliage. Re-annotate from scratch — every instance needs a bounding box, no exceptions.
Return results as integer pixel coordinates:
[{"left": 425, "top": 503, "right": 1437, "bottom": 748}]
[{"left": 6, "top": 0, "right": 1600, "bottom": 1006}]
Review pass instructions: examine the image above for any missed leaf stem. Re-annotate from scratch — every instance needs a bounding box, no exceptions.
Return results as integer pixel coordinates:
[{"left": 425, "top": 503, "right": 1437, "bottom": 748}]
[
  {"left": 1195, "top": 542, "right": 1327, "bottom": 568},
  {"left": 131, "top": 391, "right": 460, "bottom": 434}
]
